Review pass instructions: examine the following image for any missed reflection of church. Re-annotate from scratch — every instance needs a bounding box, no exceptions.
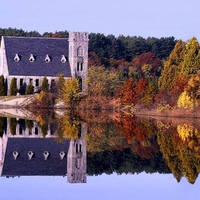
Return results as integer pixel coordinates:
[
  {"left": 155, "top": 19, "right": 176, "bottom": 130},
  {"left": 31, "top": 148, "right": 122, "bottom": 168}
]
[{"left": 0, "top": 118, "right": 87, "bottom": 183}]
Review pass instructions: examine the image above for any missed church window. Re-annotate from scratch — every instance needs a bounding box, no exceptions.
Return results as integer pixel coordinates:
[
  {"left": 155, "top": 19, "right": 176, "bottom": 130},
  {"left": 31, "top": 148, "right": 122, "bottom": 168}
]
[
  {"left": 35, "top": 127, "right": 38, "bottom": 135},
  {"left": 59, "top": 151, "right": 66, "bottom": 160},
  {"left": 35, "top": 79, "right": 39, "bottom": 87},
  {"left": 13, "top": 151, "right": 19, "bottom": 160},
  {"left": 19, "top": 126, "right": 23, "bottom": 135},
  {"left": 61, "top": 55, "right": 67, "bottom": 63},
  {"left": 28, "top": 151, "right": 34, "bottom": 160},
  {"left": 29, "top": 54, "right": 35, "bottom": 62},
  {"left": 77, "top": 63, "right": 83, "bottom": 71},
  {"left": 45, "top": 54, "right": 51, "bottom": 63},
  {"left": 77, "top": 46, "right": 83, "bottom": 56},
  {"left": 14, "top": 53, "right": 20, "bottom": 62},
  {"left": 43, "top": 151, "right": 50, "bottom": 160},
  {"left": 77, "top": 63, "right": 80, "bottom": 71},
  {"left": 76, "top": 144, "right": 79, "bottom": 153},
  {"left": 20, "top": 79, "right": 23, "bottom": 87}
]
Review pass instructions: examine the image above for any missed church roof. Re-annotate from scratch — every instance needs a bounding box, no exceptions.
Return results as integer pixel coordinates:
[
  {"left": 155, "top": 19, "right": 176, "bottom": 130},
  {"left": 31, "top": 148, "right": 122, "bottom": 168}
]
[
  {"left": 3, "top": 36, "right": 71, "bottom": 77},
  {"left": 2, "top": 138, "right": 70, "bottom": 176}
]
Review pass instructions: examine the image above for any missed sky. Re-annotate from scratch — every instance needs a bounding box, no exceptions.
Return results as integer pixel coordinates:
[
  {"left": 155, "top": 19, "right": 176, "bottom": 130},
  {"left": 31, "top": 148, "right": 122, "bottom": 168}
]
[
  {"left": 0, "top": 173, "right": 200, "bottom": 200},
  {"left": 0, "top": 0, "right": 200, "bottom": 41}
]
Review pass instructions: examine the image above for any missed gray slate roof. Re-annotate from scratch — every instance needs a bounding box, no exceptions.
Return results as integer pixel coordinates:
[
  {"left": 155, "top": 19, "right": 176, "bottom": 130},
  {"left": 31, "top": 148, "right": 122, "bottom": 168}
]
[
  {"left": 4, "top": 37, "right": 71, "bottom": 77},
  {"left": 2, "top": 138, "right": 70, "bottom": 176}
]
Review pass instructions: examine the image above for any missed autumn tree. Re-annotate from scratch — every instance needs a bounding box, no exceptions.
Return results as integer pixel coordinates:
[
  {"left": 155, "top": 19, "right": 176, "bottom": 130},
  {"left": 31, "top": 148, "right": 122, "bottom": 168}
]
[
  {"left": 185, "top": 73, "right": 200, "bottom": 99},
  {"left": 88, "top": 51, "right": 102, "bottom": 67},
  {"left": 88, "top": 66, "right": 121, "bottom": 97},
  {"left": 61, "top": 77, "right": 81, "bottom": 109},
  {"left": 132, "top": 52, "right": 162, "bottom": 76},
  {"left": 116, "top": 78, "right": 137, "bottom": 107}
]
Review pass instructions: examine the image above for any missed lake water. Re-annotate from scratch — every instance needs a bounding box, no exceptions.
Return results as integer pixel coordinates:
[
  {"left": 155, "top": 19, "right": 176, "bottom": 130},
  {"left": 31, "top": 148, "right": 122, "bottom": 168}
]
[{"left": 0, "top": 112, "right": 200, "bottom": 200}]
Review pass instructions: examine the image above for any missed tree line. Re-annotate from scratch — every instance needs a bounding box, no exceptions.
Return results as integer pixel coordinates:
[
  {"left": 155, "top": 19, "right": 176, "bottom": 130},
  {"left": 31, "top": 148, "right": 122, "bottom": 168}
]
[
  {"left": 2, "top": 27, "right": 200, "bottom": 112},
  {"left": 0, "top": 27, "right": 177, "bottom": 65}
]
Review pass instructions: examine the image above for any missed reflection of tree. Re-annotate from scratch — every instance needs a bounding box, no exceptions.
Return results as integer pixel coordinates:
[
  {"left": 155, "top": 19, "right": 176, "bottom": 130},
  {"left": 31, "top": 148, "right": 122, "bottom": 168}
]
[
  {"left": 87, "top": 148, "right": 170, "bottom": 176},
  {"left": 25, "top": 119, "right": 34, "bottom": 131},
  {"left": 0, "top": 117, "right": 6, "bottom": 137},
  {"left": 157, "top": 121, "right": 200, "bottom": 184},
  {"left": 9, "top": 118, "right": 17, "bottom": 135},
  {"left": 86, "top": 122, "right": 126, "bottom": 153},
  {"left": 56, "top": 111, "right": 81, "bottom": 141},
  {"left": 115, "top": 115, "right": 159, "bottom": 159}
]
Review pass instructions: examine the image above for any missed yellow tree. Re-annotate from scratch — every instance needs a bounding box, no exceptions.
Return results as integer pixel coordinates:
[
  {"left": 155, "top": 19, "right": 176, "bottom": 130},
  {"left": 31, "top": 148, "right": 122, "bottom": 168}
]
[
  {"left": 61, "top": 77, "right": 81, "bottom": 109},
  {"left": 177, "top": 91, "right": 198, "bottom": 109}
]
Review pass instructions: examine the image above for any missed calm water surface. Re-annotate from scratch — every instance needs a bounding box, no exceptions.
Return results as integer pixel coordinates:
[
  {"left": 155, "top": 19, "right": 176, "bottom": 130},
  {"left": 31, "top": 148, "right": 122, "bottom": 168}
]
[{"left": 0, "top": 112, "right": 200, "bottom": 200}]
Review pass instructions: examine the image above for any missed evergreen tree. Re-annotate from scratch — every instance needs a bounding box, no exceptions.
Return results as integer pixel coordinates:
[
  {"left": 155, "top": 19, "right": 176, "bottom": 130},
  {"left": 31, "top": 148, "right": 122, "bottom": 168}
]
[
  {"left": 25, "top": 83, "right": 34, "bottom": 95},
  {"left": 57, "top": 73, "right": 65, "bottom": 97},
  {"left": 181, "top": 37, "right": 200, "bottom": 76},
  {"left": 10, "top": 78, "right": 18, "bottom": 95},
  {"left": 0, "top": 75, "right": 6, "bottom": 96},
  {"left": 158, "top": 40, "right": 185, "bottom": 91},
  {"left": 40, "top": 76, "right": 49, "bottom": 93}
]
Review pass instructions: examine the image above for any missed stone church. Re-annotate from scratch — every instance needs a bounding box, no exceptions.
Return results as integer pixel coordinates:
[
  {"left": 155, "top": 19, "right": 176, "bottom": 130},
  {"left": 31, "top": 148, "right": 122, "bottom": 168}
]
[{"left": 0, "top": 32, "right": 88, "bottom": 94}]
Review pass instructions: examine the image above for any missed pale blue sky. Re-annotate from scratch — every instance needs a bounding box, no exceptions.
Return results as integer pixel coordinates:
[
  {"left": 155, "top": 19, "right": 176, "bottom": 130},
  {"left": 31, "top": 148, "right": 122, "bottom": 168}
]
[
  {"left": 0, "top": 173, "right": 199, "bottom": 200},
  {"left": 0, "top": 0, "right": 200, "bottom": 41}
]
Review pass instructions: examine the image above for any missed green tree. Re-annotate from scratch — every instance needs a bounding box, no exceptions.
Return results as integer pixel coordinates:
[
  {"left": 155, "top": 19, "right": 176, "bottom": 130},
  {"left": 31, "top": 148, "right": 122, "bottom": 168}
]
[
  {"left": 41, "top": 76, "right": 49, "bottom": 93},
  {"left": 0, "top": 75, "right": 6, "bottom": 96},
  {"left": 181, "top": 37, "right": 200, "bottom": 76},
  {"left": 0, "top": 117, "right": 6, "bottom": 137},
  {"left": 88, "top": 66, "right": 121, "bottom": 97},
  {"left": 10, "top": 78, "right": 18, "bottom": 95},
  {"left": 25, "top": 83, "right": 34, "bottom": 95},
  {"left": 158, "top": 40, "right": 185, "bottom": 91},
  {"left": 57, "top": 73, "right": 65, "bottom": 96}
]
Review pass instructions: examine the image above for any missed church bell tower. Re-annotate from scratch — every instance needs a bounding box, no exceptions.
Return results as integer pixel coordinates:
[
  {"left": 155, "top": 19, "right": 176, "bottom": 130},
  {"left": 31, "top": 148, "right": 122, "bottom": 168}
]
[{"left": 68, "top": 32, "right": 89, "bottom": 93}]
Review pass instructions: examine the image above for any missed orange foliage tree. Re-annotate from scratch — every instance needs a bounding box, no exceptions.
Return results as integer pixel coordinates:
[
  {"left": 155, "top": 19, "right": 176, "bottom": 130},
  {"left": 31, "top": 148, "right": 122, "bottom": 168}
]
[{"left": 132, "top": 52, "right": 162, "bottom": 75}]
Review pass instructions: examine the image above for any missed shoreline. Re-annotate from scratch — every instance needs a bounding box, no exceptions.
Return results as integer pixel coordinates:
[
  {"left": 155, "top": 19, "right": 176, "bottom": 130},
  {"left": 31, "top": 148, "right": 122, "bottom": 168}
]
[{"left": 0, "top": 95, "right": 200, "bottom": 120}]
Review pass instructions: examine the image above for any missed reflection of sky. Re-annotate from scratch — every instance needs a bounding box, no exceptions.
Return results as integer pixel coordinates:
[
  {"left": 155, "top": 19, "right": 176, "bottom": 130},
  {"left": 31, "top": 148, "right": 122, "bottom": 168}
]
[{"left": 0, "top": 173, "right": 199, "bottom": 200}]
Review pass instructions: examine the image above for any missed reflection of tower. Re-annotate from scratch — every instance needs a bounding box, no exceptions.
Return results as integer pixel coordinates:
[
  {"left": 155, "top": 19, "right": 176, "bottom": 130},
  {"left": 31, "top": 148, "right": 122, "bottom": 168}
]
[
  {"left": 0, "top": 134, "right": 8, "bottom": 176},
  {"left": 67, "top": 123, "right": 87, "bottom": 183}
]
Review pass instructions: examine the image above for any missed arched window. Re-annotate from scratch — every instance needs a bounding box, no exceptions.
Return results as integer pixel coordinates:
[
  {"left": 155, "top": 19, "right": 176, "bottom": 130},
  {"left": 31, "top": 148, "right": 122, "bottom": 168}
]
[
  {"left": 77, "top": 46, "right": 83, "bottom": 56},
  {"left": 45, "top": 54, "right": 51, "bottom": 63},
  {"left": 29, "top": 54, "right": 35, "bottom": 62},
  {"left": 61, "top": 55, "right": 67, "bottom": 63},
  {"left": 14, "top": 53, "right": 20, "bottom": 62}
]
